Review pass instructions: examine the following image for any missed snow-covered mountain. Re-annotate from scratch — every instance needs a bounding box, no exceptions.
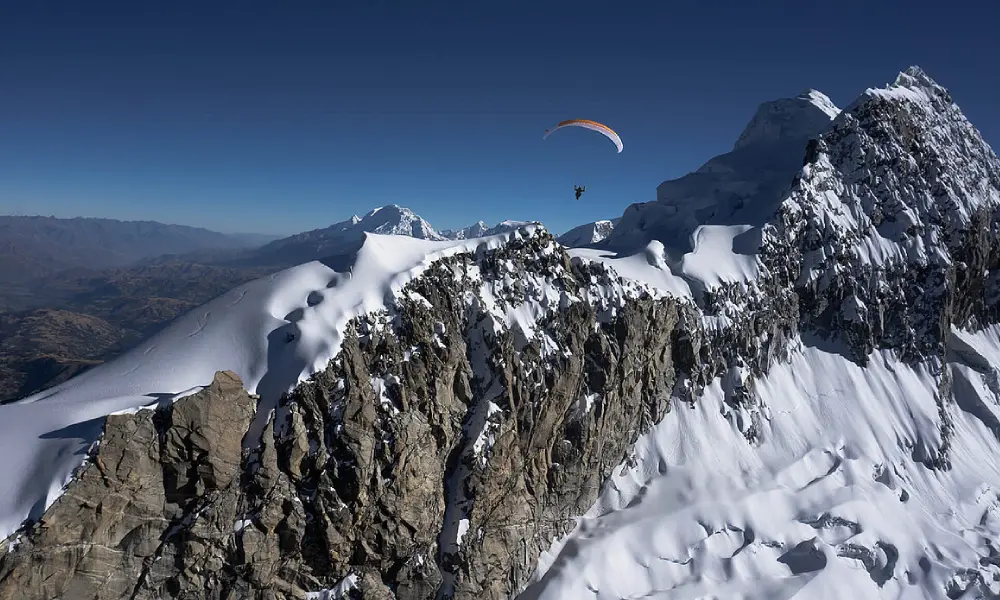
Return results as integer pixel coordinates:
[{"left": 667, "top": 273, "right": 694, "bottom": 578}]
[
  {"left": 527, "top": 64, "right": 1000, "bottom": 600},
  {"left": 602, "top": 89, "right": 842, "bottom": 255},
  {"left": 248, "top": 204, "right": 445, "bottom": 267},
  {"left": 253, "top": 209, "right": 535, "bottom": 267},
  {"left": 441, "top": 219, "right": 539, "bottom": 240},
  {"left": 734, "top": 88, "right": 841, "bottom": 150},
  {"left": 556, "top": 218, "right": 619, "bottom": 247},
  {"left": 440, "top": 221, "right": 489, "bottom": 240},
  {"left": 2, "top": 66, "right": 1000, "bottom": 600}
]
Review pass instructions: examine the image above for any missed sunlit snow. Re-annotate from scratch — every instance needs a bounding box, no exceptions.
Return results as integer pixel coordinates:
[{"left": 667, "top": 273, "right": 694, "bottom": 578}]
[
  {"left": 0, "top": 227, "right": 541, "bottom": 541},
  {"left": 521, "top": 331, "right": 1000, "bottom": 599}
]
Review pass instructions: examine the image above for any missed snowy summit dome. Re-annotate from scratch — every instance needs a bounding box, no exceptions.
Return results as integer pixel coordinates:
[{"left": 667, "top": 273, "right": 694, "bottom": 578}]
[{"left": 734, "top": 89, "right": 841, "bottom": 151}]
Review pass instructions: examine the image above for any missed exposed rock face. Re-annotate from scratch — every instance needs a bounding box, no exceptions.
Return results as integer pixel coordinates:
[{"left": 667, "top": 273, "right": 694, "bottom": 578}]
[
  {"left": 240, "top": 233, "right": 690, "bottom": 598},
  {"left": 0, "top": 233, "right": 700, "bottom": 599},
  {"left": 762, "top": 66, "right": 1000, "bottom": 364},
  {"left": 0, "top": 370, "right": 256, "bottom": 600},
  {"left": 2, "top": 67, "right": 999, "bottom": 600}
]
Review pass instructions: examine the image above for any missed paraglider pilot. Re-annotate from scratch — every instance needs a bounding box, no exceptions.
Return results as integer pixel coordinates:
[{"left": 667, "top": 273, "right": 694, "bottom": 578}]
[{"left": 574, "top": 185, "right": 586, "bottom": 200}]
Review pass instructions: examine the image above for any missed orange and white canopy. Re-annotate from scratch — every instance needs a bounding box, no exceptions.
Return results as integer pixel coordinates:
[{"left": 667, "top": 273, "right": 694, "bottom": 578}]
[{"left": 543, "top": 119, "right": 623, "bottom": 153}]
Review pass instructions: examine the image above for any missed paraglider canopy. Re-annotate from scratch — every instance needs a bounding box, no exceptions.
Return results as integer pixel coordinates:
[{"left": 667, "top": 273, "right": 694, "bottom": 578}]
[{"left": 543, "top": 119, "right": 623, "bottom": 153}]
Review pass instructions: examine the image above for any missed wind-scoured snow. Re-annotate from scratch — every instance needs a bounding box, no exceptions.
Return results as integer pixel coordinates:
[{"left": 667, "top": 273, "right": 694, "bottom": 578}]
[
  {"left": 567, "top": 223, "right": 760, "bottom": 299},
  {"left": 0, "top": 226, "right": 543, "bottom": 542},
  {"left": 521, "top": 329, "right": 1000, "bottom": 600}
]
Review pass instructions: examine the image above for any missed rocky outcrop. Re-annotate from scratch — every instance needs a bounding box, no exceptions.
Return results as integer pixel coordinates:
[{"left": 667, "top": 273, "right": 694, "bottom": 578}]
[
  {"left": 0, "top": 370, "right": 256, "bottom": 600},
  {"left": 234, "top": 233, "right": 689, "bottom": 598},
  {"left": 761, "top": 67, "right": 1000, "bottom": 366},
  {"left": 0, "top": 233, "right": 703, "bottom": 599}
]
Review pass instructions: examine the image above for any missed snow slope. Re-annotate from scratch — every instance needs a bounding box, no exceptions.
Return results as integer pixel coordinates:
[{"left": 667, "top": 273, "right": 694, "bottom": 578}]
[
  {"left": 520, "top": 329, "right": 1000, "bottom": 600},
  {"left": 520, "top": 66, "right": 1000, "bottom": 600},
  {"left": 567, "top": 223, "right": 761, "bottom": 299},
  {"left": 0, "top": 227, "right": 541, "bottom": 542}
]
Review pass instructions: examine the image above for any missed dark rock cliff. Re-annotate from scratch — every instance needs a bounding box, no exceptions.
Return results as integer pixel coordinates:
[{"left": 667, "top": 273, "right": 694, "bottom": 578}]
[{"left": 0, "top": 233, "right": 701, "bottom": 599}]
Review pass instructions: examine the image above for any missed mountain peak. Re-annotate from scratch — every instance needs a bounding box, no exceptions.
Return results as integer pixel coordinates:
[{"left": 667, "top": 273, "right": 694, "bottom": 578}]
[
  {"left": 894, "top": 65, "right": 944, "bottom": 92},
  {"left": 764, "top": 65, "right": 1000, "bottom": 357},
  {"left": 853, "top": 64, "right": 958, "bottom": 113},
  {"left": 356, "top": 205, "right": 442, "bottom": 240},
  {"left": 798, "top": 89, "right": 841, "bottom": 119},
  {"left": 248, "top": 204, "right": 445, "bottom": 266},
  {"left": 362, "top": 204, "right": 411, "bottom": 220},
  {"left": 733, "top": 89, "right": 841, "bottom": 151},
  {"left": 603, "top": 89, "right": 840, "bottom": 254}
]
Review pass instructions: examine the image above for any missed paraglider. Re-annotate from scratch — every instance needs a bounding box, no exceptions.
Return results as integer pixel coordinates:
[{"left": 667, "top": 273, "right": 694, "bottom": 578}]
[
  {"left": 543, "top": 119, "right": 623, "bottom": 153},
  {"left": 544, "top": 118, "right": 621, "bottom": 202}
]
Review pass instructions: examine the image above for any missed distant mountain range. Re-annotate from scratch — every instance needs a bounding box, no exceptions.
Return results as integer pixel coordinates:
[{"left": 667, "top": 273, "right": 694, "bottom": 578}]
[
  {"left": 1, "top": 209, "right": 617, "bottom": 287},
  {"left": 441, "top": 219, "right": 538, "bottom": 240},
  {"left": 241, "top": 205, "right": 445, "bottom": 268},
  {"left": 0, "top": 208, "right": 574, "bottom": 402},
  {"left": 241, "top": 207, "right": 545, "bottom": 268},
  {"left": 0, "top": 216, "right": 279, "bottom": 282}
]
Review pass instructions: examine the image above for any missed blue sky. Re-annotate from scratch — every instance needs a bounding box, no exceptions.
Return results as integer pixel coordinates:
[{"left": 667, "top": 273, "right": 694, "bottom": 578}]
[{"left": 1, "top": 0, "right": 997, "bottom": 236}]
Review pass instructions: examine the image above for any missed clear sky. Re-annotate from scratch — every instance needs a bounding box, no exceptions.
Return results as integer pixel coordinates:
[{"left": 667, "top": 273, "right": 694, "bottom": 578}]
[{"left": 1, "top": 1, "right": 997, "bottom": 236}]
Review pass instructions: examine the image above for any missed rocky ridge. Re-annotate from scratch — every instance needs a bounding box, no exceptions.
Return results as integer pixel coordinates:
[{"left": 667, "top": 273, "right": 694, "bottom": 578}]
[{"left": 0, "top": 229, "right": 704, "bottom": 599}]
